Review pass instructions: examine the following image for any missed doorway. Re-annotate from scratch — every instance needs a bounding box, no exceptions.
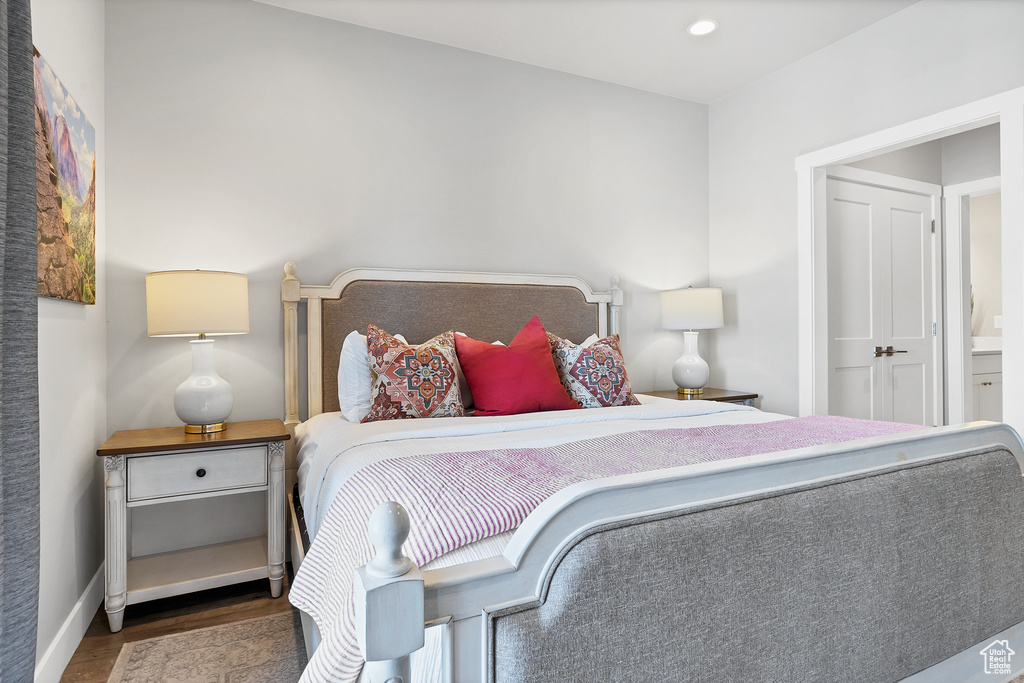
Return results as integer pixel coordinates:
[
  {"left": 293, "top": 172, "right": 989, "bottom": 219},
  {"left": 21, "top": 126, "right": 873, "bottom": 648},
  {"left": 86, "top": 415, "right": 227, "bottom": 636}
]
[
  {"left": 795, "top": 86, "right": 1024, "bottom": 429},
  {"left": 821, "top": 124, "right": 997, "bottom": 427},
  {"left": 945, "top": 177, "right": 1002, "bottom": 423},
  {"left": 825, "top": 167, "right": 941, "bottom": 426}
]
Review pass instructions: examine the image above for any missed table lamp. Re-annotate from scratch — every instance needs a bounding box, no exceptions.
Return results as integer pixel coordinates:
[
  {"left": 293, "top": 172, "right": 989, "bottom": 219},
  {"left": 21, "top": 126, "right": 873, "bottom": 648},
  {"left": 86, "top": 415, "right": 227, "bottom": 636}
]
[
  {"left": 146, "top": 270, "right": 249, "bottom": 433},
  {"left": 660, "top": 286, "right": 724, "bottom": 395}
]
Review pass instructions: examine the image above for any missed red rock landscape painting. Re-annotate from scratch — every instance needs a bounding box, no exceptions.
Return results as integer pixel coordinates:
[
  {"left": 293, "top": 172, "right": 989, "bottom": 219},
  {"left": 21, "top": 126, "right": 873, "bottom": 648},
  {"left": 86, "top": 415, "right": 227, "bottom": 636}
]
[{"left": 33, "top": 47, "right": 96, "bottom": 305}]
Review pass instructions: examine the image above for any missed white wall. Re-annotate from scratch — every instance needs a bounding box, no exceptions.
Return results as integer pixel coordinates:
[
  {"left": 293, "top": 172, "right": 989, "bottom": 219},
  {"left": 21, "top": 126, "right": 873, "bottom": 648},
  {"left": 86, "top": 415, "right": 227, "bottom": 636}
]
[
  {"left": 970, "top": 192, "right": 1002, "bottom": 338},
  {"left": 104, "top": 0, "right": 709, "bottom": 432},
  {"left": 709, "top": 0, "right": 1024, "bottom": 416},
  {"left": 30, "top": 0, "right": 107, "bottom": 679}
]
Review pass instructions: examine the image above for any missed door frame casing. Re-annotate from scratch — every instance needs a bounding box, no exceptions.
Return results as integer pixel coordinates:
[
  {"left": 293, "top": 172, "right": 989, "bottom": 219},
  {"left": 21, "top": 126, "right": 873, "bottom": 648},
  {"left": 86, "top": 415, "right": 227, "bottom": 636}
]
[
  {"left": 796, "top": 86, "right": 1024, "bottom": 431},
  {"left": 944, "top": 176, "right": 1001, "bottom": 424},
  {"left": 824, "top": 166, "right": 943, "bottom": 426}
]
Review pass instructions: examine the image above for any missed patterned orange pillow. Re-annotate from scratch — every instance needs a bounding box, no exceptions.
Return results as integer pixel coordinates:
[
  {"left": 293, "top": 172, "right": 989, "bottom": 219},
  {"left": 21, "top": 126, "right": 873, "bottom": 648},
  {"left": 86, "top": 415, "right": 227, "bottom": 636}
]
[
  {"left": 548, "top": 333, "right": 641, "bottom": 408},
  {"left": 362, "top": 325, "right": 465, "bottom": 422}
]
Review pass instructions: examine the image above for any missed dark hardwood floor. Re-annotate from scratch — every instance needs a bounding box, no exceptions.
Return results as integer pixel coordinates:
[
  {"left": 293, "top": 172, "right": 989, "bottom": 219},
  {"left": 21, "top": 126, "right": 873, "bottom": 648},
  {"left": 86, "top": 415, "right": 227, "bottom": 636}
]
[{"left": 60, "top": 570, "right": 298, "bottom": 682}]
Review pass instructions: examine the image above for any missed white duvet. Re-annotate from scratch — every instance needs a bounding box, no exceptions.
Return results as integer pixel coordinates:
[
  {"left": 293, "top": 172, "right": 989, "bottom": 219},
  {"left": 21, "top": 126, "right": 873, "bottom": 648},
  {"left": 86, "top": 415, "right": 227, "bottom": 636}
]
[{"left": 295, "top": 394, "right": 789, "bottom": 543}]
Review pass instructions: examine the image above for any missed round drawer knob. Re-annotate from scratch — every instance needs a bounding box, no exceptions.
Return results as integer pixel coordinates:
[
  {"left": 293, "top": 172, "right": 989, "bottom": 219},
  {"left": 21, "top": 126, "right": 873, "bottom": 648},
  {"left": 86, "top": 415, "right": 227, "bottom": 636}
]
[{"left": 196, "top": 468, "right": 207, "bottom": 478}]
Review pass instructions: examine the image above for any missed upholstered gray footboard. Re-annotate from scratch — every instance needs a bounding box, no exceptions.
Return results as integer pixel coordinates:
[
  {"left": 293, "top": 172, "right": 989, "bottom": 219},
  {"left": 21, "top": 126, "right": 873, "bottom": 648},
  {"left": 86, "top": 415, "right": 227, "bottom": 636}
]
[{"left": 489, "top": 447, "right": 1024, "bottom": 683}]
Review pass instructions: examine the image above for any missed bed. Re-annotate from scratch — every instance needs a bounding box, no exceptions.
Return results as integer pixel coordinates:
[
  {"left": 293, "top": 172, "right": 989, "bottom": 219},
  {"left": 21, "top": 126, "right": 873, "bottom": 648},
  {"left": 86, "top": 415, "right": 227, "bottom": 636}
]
[{"left": 281, "top": 264, "right": 1024, "bottom": 683}]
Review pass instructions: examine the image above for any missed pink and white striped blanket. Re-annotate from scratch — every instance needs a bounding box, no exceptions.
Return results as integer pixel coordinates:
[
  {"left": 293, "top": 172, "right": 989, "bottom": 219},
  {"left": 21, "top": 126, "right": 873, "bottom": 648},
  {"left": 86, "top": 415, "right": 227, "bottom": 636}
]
[{"left": 289, "top": 415, "right": 921, "bottom": 682}]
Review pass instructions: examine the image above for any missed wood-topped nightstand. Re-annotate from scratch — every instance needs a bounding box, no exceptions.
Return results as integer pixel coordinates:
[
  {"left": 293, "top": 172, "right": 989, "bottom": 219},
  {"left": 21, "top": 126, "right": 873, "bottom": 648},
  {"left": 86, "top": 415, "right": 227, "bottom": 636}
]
[
  {"left": 97, "top": 419, "right": 290, "bottom": 632},
  {"left": 642, "top": 388, "right": 758, "bottom": 406}
]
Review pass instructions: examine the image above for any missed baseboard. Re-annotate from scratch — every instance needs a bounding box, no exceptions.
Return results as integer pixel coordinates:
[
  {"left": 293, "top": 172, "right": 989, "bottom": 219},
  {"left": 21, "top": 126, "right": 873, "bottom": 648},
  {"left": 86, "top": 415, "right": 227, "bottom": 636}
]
[{"left": 35, "top": 563, "right": 104, "bottom": 683}]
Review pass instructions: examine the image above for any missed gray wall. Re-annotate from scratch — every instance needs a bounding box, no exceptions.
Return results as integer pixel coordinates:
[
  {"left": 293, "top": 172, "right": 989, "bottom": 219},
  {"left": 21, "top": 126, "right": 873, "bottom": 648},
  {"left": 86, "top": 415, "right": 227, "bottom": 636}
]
[
  {"left": 31, "top": 0, "right": 106, "bottom": 677},
  {"left": 943, "top": 124, "right": 1001, "bottom": 185},
  {"left": 709, "top": 0, "right": 1024, "bottom": 416},
  {"left": 105, "top": 0, "right": 710, "bottom": 432},
  {"left": 847, "top": 123, "right": 1000, "bottom": 185},
  {"left": 847, "top": 139, "right": 943, "bottom": 184}
]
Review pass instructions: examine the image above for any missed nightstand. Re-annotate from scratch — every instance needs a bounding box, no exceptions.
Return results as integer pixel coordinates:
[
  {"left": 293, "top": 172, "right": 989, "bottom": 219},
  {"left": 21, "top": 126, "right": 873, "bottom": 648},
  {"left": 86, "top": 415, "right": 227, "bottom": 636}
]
[
  {"left": 643, "top": 388, "right": 758, "bottom": 406},
  {"left": 96, "top": 419, "right": 290, "bottom": 632}
]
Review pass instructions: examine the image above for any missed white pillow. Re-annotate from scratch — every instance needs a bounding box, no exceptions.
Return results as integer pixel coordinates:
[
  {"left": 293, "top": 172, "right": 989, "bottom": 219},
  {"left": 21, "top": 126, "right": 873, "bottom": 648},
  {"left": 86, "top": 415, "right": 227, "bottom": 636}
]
[{"left": 338, "top": 330, "right": 405, "bottom": 422}]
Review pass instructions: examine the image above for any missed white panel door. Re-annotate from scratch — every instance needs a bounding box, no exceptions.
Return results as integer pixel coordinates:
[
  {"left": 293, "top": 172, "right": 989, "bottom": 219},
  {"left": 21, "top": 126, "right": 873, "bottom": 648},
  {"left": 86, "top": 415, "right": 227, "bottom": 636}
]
[{"left": 827, "top": 177, "right": 940, "bottom": 426}]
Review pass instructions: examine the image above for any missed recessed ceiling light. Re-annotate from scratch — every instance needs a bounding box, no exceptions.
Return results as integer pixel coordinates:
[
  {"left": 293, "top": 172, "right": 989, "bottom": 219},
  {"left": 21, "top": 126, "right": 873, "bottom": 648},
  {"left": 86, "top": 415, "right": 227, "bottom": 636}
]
[{"left": 687, "top": 19, "right": 718, "bottom": 36}]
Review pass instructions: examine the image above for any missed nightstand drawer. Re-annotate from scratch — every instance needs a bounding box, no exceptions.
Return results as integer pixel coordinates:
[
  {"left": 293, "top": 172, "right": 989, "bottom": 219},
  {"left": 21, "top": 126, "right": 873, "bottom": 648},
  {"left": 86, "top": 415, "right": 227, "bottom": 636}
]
[{"left": 127, "top": 446, "right": 268, "bottom": 502}]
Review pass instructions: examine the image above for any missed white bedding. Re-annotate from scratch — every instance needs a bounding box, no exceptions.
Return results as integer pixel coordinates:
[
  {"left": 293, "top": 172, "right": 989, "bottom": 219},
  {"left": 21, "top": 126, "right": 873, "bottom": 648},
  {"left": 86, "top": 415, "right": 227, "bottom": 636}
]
[
  {"left": 295, "top": 395, "right": 789, "bottom": 542},
  {"left": 292, "top": 395, "right": 793, "bottom": 682}
]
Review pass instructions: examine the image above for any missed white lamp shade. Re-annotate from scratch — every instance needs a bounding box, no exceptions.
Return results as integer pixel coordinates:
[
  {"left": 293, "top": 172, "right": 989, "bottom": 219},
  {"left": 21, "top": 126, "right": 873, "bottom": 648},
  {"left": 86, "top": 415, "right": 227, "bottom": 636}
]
[
  {"left": 661, "top": 287, "right": 724, "bottom": 330},
  {"left": 146, "top": 270, "right": 249, "bottom": 337}
]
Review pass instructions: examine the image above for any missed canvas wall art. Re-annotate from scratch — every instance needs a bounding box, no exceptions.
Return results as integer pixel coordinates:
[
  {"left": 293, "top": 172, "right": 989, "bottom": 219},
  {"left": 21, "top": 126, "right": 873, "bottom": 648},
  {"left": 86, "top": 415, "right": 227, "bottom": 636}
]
[{"left": 33, "top": 46, "right": 96, "bottom": 304}]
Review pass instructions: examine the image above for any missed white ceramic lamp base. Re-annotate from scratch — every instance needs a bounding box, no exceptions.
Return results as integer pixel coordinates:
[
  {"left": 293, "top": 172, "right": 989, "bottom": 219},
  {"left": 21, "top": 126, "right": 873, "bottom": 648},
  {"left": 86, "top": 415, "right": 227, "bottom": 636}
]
[
  {"left": 174, "top": 338, "right": 233, "bottom": 433},
  {"left": 672, "top": 330, "right": 710, "bottom": 395}
]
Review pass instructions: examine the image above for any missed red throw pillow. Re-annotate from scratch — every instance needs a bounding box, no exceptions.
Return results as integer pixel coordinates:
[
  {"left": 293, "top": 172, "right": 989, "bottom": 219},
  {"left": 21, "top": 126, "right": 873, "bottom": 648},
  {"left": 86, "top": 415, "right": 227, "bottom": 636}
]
[{"left": 455, "top": 316, "right": 579, "bottom": 416}]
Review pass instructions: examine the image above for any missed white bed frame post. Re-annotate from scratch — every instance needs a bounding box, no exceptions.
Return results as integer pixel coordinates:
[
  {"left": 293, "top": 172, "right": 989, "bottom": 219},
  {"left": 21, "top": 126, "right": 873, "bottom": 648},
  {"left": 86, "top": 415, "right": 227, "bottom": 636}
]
[
  {"left": 282, "top": 263, "right": 301, "bottom": 439},
  {"left": 355, "top": 502, "right": 425, "bottom": 683},
  {"left": 609, "top": 276, "right": 622, "bottom": 337}
]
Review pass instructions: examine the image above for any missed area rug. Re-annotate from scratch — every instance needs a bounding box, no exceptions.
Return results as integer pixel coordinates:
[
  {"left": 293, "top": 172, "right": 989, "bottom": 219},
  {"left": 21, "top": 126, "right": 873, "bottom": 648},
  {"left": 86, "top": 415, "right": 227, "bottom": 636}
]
[{"left": 107, "top": 611, "right": 307, "bottom": 683}]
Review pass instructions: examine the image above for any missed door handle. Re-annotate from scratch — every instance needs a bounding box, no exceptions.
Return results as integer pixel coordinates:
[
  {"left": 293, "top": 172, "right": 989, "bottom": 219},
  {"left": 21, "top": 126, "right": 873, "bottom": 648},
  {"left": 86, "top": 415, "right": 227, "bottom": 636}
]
[{"left": 874, "top": 346, "right": 909, "bottom": 357}]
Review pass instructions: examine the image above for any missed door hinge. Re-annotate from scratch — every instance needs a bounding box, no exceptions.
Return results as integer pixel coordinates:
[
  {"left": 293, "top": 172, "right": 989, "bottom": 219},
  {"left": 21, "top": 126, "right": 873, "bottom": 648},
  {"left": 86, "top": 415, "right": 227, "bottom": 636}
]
[
  {"left": 931, "top": 219, "right": 935, "bottom": 234},
  {"left": 932, "top": 322, "right": 937, "bottom": 336}
]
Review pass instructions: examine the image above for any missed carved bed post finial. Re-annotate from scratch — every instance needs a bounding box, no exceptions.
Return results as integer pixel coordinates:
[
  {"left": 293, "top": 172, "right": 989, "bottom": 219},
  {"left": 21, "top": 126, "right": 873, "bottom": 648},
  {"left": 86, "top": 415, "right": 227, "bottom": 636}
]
[
  {"left": 367, "top": 501, "right": 414, "bottom": 578},
  {"left": 610, "top": 276, "right": 623, "bottom": 337},
  {"left": 282, "top": 263, "right": 301, "bottom": 429},
  {"left": 355, "top": 501, "right": 424, "bottom": 683}
]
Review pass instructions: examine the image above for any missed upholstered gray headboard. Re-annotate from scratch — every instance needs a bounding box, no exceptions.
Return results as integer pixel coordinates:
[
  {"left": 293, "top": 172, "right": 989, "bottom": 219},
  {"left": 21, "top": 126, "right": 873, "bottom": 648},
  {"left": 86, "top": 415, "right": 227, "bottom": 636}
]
[
  {"left": 488, "top": 447, "right": 1024, "bottom": 682},
  {"left": 282, "top": 265, "right": 622, "bottom": 421},
  {"left": 320, "top": 281, "right": 601, "bottom": 415}
]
